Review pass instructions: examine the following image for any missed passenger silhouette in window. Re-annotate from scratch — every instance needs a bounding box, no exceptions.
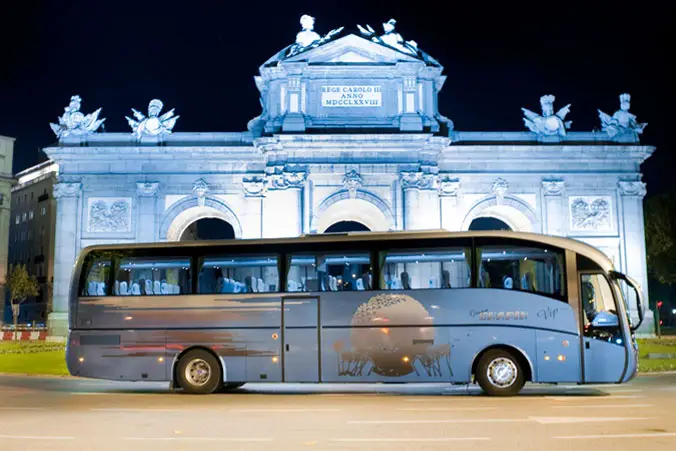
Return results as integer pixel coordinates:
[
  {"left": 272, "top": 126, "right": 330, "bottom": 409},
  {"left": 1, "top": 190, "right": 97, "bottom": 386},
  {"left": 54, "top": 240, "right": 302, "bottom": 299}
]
[
  {"left": 401, "top": 272, "right": 411, "bottom": 290},
  {"left": 442, "top": 270, "right": 451, "bottom": 289}
]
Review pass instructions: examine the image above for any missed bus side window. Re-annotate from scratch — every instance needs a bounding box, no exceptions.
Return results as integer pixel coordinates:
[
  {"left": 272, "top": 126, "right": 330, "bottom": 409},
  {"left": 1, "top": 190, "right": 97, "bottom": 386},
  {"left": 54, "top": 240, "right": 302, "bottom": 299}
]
[
  {"left": 379, "top": 248, "right": 470, "bottom": 290},
  {"left": 287, "top": 252, "right": 372, "bottom": 292},
  {"left": 198, "top": 255, "right": 279, "bottom": 294},
  {"left": 81, "top": 255, "right": 111, "bottom": 297},
  {"left": 116, "top": 256, "right": 192, "bottom": 296},
  {"left": 476, "top": 243, "right": 566, "bottom": 301}
]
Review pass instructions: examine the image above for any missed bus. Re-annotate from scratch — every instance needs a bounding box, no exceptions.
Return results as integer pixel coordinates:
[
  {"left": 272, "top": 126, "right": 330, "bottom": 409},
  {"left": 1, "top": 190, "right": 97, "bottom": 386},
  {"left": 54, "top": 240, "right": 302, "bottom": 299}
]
[{"left": 66, "top": 230, "right": 645, "bottom": 396}]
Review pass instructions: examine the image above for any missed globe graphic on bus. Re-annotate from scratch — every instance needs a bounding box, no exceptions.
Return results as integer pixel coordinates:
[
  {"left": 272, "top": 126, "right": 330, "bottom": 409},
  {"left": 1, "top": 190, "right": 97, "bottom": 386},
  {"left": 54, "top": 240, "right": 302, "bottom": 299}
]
[{"left": 350, "top": 293, "right": 434, "bottom": 376}]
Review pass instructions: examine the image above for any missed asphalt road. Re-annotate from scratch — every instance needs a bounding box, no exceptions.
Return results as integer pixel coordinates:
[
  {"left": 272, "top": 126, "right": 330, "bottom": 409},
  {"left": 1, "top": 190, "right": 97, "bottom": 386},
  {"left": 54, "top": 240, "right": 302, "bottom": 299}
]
[{"left": 1, "top": 374, "right": 675, "bottom": 451}]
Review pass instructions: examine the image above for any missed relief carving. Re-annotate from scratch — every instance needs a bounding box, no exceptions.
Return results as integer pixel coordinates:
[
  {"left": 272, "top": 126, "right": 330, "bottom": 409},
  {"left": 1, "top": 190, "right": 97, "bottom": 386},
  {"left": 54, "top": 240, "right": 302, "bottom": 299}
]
[
  {"left": 343, "top": 170, "right": 363, "bottom": 199},
  {"left": 400, "top": 171, "right": 438, "bottom": 190},
  {"left": 87, "top": 198, "right": 132, "bottom": 233},
  {"left": 569, "top": 196, "right": 612, "bottom": 231},
  {"left": 618, "top": 180, "right": 647, "bottom": 197}
]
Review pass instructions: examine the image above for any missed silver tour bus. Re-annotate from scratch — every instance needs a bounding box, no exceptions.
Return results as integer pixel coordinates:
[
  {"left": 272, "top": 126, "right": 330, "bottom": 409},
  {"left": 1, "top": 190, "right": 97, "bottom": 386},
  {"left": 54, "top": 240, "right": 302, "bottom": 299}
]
[{"left": 66, "top": 230, "right": 645, "bottom": 395}]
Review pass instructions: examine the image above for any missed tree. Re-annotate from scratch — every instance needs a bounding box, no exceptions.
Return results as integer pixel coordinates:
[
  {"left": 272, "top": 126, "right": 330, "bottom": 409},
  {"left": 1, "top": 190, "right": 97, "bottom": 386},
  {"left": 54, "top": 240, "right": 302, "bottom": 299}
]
[
  {"left": 644, "top": 194, "right": 676, "bottom": 285},
  {"left": 5, "top": 265, "right": 39, "bottom": 339}
]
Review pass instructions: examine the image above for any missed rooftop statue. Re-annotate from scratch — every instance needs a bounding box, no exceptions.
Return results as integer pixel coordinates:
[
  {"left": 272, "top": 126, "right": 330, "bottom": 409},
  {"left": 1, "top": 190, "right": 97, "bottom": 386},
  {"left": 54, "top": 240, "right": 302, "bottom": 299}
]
[
  {"left": 126, "top": 99, "right": 179, "bottom": 139},
  {"left": 50, "top": 95, "right": 105, "bottom": 139},
  {"left": 598, "top": 93, "right": 647, "bottom": 138},
  {"left": 522, "top": 95, "right": 571, "bottom": 137},
  {"left": 287, "top": 15, "right": 344, "bottom": 57},
  {"left": 358, "top": 18, "right": 418, "bottom": 56}
]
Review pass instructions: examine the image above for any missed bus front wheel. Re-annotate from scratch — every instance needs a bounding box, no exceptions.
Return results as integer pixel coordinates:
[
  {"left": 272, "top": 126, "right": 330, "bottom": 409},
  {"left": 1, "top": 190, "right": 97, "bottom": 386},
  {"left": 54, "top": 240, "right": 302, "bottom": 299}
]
[
  {"left": 475, "top": 349, "right": 525, "bottom": 396},
  {"left": 176, "top": 349, "right": 222, "bottom": 395}
]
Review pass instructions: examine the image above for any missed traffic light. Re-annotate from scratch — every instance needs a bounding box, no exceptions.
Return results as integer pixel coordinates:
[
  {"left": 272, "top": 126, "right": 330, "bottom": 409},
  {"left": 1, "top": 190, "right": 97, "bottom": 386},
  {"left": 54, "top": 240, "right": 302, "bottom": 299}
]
[{"left": 657, "top": 300, "right": 663, "bottom": 309}]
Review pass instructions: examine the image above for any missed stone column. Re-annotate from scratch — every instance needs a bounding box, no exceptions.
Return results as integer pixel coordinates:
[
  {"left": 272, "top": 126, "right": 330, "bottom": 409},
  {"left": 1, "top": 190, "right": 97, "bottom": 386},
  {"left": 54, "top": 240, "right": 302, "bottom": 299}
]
[
  {"left": 401, "top": 172, "right": 440, "bottom": 230},
  {"left": 262, "top": 172, "right": 305, "bottom": 238},
  {"left": 439, "top": 177, "right": 460, "bottom": 231},
  {"left": 136, "top": 182, "right": 159, "bottom": 242},
  {"left": 49, "top": 182, "right": 82, "bottom": 337},
  {"left": 618, "top": 180, "right": 653, "bottom": 334},
  {"left": 242, "top": 177, "right": 267, "bottom": 239},
  {"left": 541, "top": 178, "right": 566, "bottom": 236}
]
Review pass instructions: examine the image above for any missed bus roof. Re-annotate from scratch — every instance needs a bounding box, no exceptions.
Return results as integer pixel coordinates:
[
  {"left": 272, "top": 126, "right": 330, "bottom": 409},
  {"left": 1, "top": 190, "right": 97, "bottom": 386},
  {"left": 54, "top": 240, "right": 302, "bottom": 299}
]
[{"left": 81, "top": 230, "right": 614, "bottom": 272}]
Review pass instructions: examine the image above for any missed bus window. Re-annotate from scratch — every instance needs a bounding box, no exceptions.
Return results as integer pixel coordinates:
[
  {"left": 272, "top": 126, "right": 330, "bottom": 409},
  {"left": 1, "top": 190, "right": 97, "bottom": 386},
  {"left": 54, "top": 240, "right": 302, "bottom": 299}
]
[
  {"left": 476, "top": 244, "right": 565, "bottom": 301},
  {"left": 116, "top": 256, "right": 192, "bottom": 295},
  {"left": 581, "top": 273, "right": 620, "bottom": 340},
  {"left": 287, "top": 252, "right": 372, "bottom": 292},
  {"left": 81, "top": 255, "right": 111, "bottom": 296},
  {"left": 198, "top": 255, "right": 279, "bottom": 294},
  {"left": 380, "top": 248, "right": 470, "bottom": 290}
]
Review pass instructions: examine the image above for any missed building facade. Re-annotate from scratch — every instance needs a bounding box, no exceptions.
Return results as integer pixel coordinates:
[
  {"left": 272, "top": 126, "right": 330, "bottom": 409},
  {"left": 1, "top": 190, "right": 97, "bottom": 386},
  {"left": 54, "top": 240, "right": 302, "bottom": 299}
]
[
  {"left": 5, "top": 161, "right": 58, "bottom": 324},
  {"left": 0, "top": 135, "right": 15, "bottom": 321},
  {"left": 43, "top": 18, "right": 654, "bottom": 336}
]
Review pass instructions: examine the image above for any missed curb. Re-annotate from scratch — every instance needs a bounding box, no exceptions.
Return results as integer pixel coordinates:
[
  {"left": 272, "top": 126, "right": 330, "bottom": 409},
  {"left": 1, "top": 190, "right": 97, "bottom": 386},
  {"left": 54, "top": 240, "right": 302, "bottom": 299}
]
[{"left": 0, "top": 372, "right": 76, "bottom": 379}]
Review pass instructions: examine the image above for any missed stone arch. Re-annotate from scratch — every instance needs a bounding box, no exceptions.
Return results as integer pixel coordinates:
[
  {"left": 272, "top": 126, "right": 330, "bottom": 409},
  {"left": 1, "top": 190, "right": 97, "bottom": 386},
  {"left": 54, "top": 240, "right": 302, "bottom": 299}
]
[
  {"left": 160, "top": 196, "right": 243, "bottom": 241},
  {"left": 311, "top": 190, "right": 395, "bottom": 233},
  {"left": 461, "top": 195, "right": 539, "bottom": 233}
]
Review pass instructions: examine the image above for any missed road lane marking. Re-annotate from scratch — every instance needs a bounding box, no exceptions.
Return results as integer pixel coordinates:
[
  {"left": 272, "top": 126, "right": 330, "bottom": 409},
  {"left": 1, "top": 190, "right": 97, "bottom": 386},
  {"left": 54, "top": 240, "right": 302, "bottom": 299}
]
[
  {"left": 551, "top": 404, "right": 652, "bottom": 409},
  {"left": 0, "top": 435, "right": 74, "bottom": 440},
  {"left": 531, "top": 416, "right": 654, "bottom": 424},
  {"left": 228, "top": 408, "right": 341, "bottom": 413},
  {"left": 349, "top": 416, "right": 654, "bottom": 425},
  {"left": 556, "top": 432, "right": 676, "bottom": 440},
  {"left": 91, "top": 408, "right": 182, "bottom": 412},
  {"left": 546, "top": 395, "right": 644, "bottom": 400},
  {"left": 397, "top": 407, "right": 498, "bottom": 412},
  {"left": 0, "top": 407, "right": 45, "bottom": 411},
  {"left": 122, "top": 437, "right": 273, "bottom": 442},
  {"left": 602, "top": 389, "right": 643, "bottom": 393},
  {"left": 333, "top": 437, "right": 490, "bottom": 442},
  {"left": 71, "top": 392, "right": 162, "bottom": 396},
  {"left": 349, "top": 418, "right": 530, "bottom": 424}
]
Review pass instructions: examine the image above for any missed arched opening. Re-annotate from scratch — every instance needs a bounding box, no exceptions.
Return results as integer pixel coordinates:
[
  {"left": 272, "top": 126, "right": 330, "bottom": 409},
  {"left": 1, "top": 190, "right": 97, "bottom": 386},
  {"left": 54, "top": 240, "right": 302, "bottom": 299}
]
[
  {"left": 324, "top": 220, "right": 371, "bottom": 233},
  {"left": 314, "top": 198, "right": 393, "bottom": 233},
  {"left": 462, "top": 202, "right": 535, "bottom": 233},
  {"left": 163, "top": 202, "right": 243, "bottom": 241},
  {"left": 179, "top": 218, "right": 235, "bottom": 241},
  {"left": 469, "top": 217, "right": 512, "bottom": 231}
]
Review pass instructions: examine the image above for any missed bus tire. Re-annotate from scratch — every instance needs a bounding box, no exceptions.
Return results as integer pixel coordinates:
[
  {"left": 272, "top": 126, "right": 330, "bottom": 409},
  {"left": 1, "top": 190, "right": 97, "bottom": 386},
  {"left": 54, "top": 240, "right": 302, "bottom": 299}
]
[
  {"left": 176, "top": 349, "right": 222, "bottom": 395},
  {"left": 475, "top": 349, "right": 525, "bottom": 396}
]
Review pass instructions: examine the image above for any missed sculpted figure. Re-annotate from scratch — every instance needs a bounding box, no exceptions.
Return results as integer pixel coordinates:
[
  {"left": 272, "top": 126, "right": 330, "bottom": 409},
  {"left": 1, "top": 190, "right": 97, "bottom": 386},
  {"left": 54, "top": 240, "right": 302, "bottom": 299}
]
[
  {"left": 287, "top": 15, "right": 344, "bottom": 56},
  {"left": 522, "top": 95, "right": 571, "bottom": 137},
  {"left": 126, "top": 99, "right": 179, "bottom": 138},
  {"left": 598, "top": 93, "right": 647, "bottom": 138},
  {"left": 296, "top": 14, "right": 321, "bottom": 48},
  {"left": 358, "top": 18, "right": 418, "bottom": 55},
  {"left": 50, "top": 95, "right": 105, "bottom": 138}
]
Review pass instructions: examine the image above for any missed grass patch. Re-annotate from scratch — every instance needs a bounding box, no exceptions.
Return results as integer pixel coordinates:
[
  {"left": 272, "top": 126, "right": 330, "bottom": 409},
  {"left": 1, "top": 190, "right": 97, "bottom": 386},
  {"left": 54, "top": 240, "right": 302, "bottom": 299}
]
[
  {"left": 637, "top": 338, "right": 676, "bottom": 372},
  {"left": 0, "top": 350, "right": 69, "bottom": 376}
]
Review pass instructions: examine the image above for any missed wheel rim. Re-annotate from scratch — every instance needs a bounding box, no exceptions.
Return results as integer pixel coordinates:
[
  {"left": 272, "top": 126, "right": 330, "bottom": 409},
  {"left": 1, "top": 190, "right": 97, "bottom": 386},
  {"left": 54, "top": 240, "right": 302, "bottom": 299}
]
[
  {"left": 486, "top": 357, "right": 518, "bottom": 388},
  {"left": 184, "top": 358, "right": 211, "bottom": 387}
]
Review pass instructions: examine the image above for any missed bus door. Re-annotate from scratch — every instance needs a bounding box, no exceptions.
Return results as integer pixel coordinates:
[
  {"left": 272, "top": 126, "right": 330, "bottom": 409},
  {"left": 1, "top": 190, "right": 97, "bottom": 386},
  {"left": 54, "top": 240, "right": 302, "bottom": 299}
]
[
  {"left": 282, "top": 296, "right": 320, "bottom": 382},
  {"left": 579, "top": 272, "right": 628, "bottom": 383}
]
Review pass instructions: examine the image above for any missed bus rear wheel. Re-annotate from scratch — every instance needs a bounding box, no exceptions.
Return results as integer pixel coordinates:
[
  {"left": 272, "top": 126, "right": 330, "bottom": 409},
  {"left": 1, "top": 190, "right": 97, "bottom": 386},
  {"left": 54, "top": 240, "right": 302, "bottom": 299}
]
[
  {"left": 177, "top": 349, "right": 222, "bottom": 394},
  {"left": 475, "top": 349, "right": 525, "bottom": 396}
]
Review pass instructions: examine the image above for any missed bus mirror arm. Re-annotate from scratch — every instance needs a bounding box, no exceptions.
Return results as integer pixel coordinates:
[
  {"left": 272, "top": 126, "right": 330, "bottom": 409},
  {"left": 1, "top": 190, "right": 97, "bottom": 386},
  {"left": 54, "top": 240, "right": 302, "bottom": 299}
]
[{"left": 614, "top": 271, "right": 645, "bottom": 332}]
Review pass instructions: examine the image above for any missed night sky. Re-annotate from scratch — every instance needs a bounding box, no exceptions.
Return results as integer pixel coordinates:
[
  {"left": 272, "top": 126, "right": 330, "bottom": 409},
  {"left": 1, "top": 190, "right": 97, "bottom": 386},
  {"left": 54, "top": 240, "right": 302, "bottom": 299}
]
[{"left": 1, "top": 1, "right": 673, "bottom": 196}]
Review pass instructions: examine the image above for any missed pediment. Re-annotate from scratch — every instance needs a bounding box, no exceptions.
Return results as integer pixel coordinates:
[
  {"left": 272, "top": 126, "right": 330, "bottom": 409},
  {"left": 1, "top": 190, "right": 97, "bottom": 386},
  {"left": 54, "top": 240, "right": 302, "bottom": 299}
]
[{"left": 283, "top": 34, "right": 421, "bottom": 65}]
